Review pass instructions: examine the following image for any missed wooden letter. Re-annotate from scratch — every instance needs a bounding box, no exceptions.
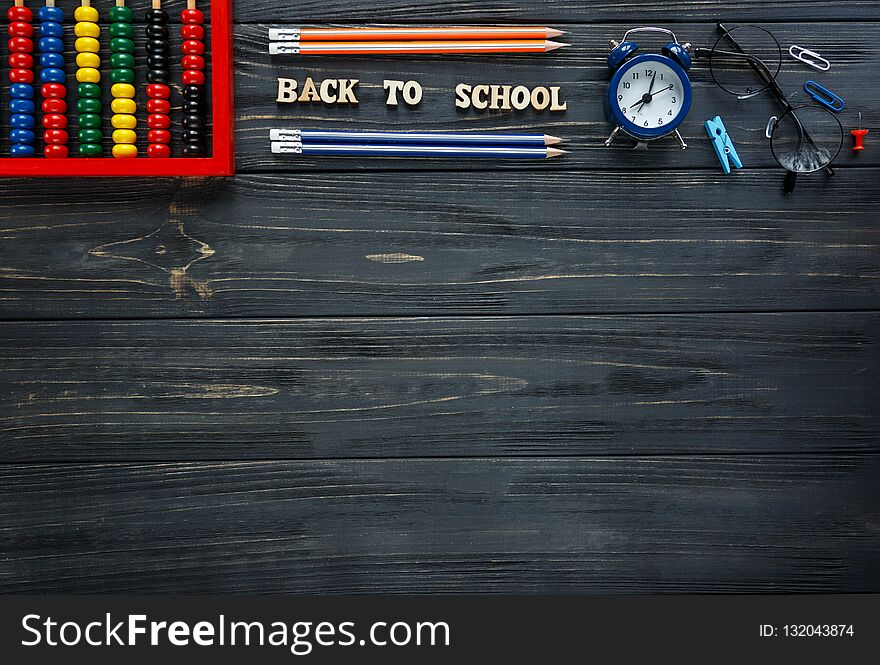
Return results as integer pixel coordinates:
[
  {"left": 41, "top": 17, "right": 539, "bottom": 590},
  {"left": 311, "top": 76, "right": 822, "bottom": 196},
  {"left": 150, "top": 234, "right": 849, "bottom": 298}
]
[
  {"left": 531, "top": 86, "right": 551, "bottom": 111},
  {"left": 455, "top": 84, "right": 472, "bottom": 109},
  {"left": 384, "top": 80, "right": 404, "bottom": 106},
  {"left": 276, "top": 78, "right": 298, "bottom": 103},
  {"left": 319, "top": 79, "right": 338, "bottom": 104},
  {"left": 490, "top": 85, "right": 512, "bottom": 110},
  {"left": 472, "top": 85, "right": 490, "bottom": 110},
  {"left": 549, "top": 87, "right": 568, "bottom": 111},
  {"left": 337, "top": 79, "right": 359, "bottom": 104},
  {"left": 297, "top": 77, "right": 321, "bottom": 103},
  {"left": 510, "top": 86, "right": 531, "bottom": 110},
  {"left": 401, "top": 80, "right": 423, "bottom": 106}
]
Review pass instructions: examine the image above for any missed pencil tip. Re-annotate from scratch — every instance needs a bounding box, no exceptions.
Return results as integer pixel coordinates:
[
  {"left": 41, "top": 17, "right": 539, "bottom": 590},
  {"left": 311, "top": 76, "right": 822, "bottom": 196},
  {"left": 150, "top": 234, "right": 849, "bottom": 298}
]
[
  {"left": 546, "top": 148, "right": 567, "bottom": 158},
  {"left": 547, "top": 28, "right": 566, "bottom": 38},
  {"left": 544, "top": 135, "right": 563, "bottom": 146},
  {"left": 546, "top": 41, "right": 570, "bottom": 51}
]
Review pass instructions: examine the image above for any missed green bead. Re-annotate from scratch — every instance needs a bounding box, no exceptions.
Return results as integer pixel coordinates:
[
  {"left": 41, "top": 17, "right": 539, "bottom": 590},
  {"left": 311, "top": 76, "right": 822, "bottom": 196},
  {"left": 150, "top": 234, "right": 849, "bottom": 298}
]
[
  {"left": 77, "top": 97, "right": 102, "bottom": 114},
  {"left": 108, "top": 5, "right": 133, "bottom": 22},
  {"left": 110, "top": 68, "right": 134, "bottom": 84},
  {"left": 110, "top": 37, "right": 135, "bottom": 53},
  {"left": 77, "top": 82, "right": 101, "bottom": 98},
  {"left": 109, "top": 22, "right": 134, "bottom": 39},
  {"left": 109, "top": 52, "right": 135, "bottom": 69},
  {"left": 78, "top": 142, "right": 103, "bottom": 156},
  {"left": 78, "top": 113, "right": 102, "bottom": 128},
  {"left": 78, "top": 129, "right": 103, "bottom": 144}
]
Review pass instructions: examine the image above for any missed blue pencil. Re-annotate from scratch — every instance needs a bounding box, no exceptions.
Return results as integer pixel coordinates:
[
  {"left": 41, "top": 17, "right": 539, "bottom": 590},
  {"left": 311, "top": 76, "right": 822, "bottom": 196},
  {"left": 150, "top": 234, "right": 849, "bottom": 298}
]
[
  {"left": 269, "top": 128, "right": 562, "bottom": 147},
  {"left": 270, "top": 142, "right": 566, "bottom": 159}
]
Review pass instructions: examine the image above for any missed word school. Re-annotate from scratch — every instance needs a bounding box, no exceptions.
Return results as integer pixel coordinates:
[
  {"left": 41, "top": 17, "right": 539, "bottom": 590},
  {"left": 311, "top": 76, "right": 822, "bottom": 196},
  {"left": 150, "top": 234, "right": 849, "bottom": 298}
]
[{"left": 276, "top": 77, "right": 567, "bottom": 111}]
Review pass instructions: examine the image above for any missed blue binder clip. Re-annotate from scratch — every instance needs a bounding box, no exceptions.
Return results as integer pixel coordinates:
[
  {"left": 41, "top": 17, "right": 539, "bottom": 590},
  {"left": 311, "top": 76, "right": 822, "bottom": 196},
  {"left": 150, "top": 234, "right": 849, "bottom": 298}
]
[{"left": 705, "top": 115, "right": 743, "bottom": 174}]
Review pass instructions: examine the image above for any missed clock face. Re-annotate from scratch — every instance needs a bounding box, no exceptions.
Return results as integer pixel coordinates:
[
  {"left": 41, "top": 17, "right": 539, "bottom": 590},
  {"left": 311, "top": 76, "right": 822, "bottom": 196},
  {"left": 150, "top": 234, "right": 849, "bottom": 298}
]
[{"left": 613, "top": 58, "right": 688, "bottom": 135}]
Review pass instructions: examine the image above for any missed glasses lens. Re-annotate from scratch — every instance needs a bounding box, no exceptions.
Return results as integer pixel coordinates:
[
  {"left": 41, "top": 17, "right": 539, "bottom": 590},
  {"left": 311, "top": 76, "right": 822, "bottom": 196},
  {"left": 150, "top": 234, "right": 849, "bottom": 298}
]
[
  {"left": 709, "top": 25, "right": 782, "bottom": 98},
  {"left": 769, "top": 105, "right": 843, "bottom": 173}
]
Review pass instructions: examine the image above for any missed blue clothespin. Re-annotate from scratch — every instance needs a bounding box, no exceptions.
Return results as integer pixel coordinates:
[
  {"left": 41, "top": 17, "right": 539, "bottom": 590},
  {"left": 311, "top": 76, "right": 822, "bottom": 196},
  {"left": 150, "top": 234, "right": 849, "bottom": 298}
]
[{"left": 705, "top": 116, "right": 743, "bottom": 174}]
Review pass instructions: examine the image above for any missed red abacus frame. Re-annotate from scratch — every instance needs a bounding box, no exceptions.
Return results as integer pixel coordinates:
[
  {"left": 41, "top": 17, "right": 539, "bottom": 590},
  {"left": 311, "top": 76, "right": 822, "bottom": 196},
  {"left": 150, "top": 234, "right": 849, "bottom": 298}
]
[{"left": 0, "top": 0, "right": 234, "bottom": 176}]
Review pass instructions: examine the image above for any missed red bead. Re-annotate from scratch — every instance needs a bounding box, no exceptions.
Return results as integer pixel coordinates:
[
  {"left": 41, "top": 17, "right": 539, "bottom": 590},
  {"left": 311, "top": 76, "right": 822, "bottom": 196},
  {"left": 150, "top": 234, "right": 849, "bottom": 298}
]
[
  {"left": 42, "top": 113, "right": 67, "bottom": 129},
  {"left": 180, "top": 8, "right": 204, "bottom": 24},
  {"left": 9, "top": 68, "right": 34, "bottom": 83},
  {"left": 147, "top": 143, "right": 171, "bottom": 158},
  {"left": 147, "top": 113, "right": 170, "bottom": 129},
  {"left": 42, "top": 97, "right": 66, "bottom": 113},
  {"left": 9, "top": 52, "right": 32, "bottom": 68},
  {"left": 182, "top": 55, "right": 205, "bottom": 71},
  {"left": 146, "top": 98, "right": 171, "bottom": 114},
  {"left": 44, "top": 129, "right": 68, "bottom": 144},
  {"left": 181, "top": 39, "right": 205, "bottom": 55},
  {"left": 181, "top": 24, "right": 204, "bottom": 40},
  {"left": 8, "top": 37, "right": 34, "bottom": 53},
  {"left": 147, "top": 129, "right": 171, "bottom": 144},
  {"left": 7, "top": 5, "right": 32, "bottom": 22},
  {"left": 181, "top": 69, "right": 205, "bottom": 86},
  {"left": 9, "top": 21, "right": 34, "bottom": 38},
  {"left": 44, "top": 144, "right": 69, "bottom": 158},
  {"left": 42, "top": 83, "right": 66, "bottom": 98},
  {"left": 146, "top": 83, "right": 170, "bottom": 99}
]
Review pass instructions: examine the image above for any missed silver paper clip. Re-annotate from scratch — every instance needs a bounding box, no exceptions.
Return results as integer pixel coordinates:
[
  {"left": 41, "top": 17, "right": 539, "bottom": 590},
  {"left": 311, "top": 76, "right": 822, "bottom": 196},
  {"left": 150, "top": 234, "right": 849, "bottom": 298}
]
[{"left": 788, "top": 45, "right": 831, "bottom": 71}]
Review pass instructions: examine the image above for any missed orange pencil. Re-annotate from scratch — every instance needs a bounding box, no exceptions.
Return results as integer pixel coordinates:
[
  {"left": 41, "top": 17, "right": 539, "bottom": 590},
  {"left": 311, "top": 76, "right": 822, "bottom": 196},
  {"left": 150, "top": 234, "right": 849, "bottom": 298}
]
[
  {"left": 268, "top": 40, "right": 569, "bottom": 55},
  {"left": 268, "top": 26, "right": 565, "bottom": 42}
]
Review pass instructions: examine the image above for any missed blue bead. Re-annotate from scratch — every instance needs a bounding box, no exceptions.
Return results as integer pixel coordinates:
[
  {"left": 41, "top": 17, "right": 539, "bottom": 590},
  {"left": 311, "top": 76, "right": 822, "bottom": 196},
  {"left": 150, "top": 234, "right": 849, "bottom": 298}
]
[
  {"left": 10, "top": 83, "right": 34, "bottom": 99},
  {"left": 10, "top": 129, "right": 36, "bottom": 144},
  {"left": 10, "top": 98, "right": 35, "bottom": 114},
  {"left": 10, "top": 143, "right": 37, "bottom": 157},
  {"left": 11, "top": 114, "right": 36, "bottom": 129},
  {"left": 40, "top": 21, "right": 64, "bottom": 38},
  {"left": 38, "top": 37, "right": 64, "bottom": 53},
  {"left": 40, "top": 52, "right": 64, "bottom": 68},
  {"left": 38, "top": 5, "right": 63, "bottom": 22},
  {"left": 39, "top": 67, "right": 66, "bottom": 83}
]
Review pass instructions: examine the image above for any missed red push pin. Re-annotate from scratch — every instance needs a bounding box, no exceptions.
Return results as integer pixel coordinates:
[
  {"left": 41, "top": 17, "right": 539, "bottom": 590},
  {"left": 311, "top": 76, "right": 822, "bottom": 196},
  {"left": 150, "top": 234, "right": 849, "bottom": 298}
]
[{"left": 852, "top": 112, "right": 869, "bottom": 152}]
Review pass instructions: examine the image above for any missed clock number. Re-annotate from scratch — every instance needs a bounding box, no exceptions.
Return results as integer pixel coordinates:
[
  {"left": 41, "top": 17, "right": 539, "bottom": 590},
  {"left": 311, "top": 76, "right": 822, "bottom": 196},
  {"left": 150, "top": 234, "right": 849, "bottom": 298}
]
[
  {"left": 632, "top": 72, "right": 639, "bottom": 80},
  {"left": 618, "top": 94, "right": 623, "bottom": 101},
  {"left": 622, "top": 82, "right": 631, "bottom": 89},
  {"left": 658, "top": 118, "right": 663, "bottom": 125},
  {"left": 643, "top": 120, "right": 649, "bottom": 127},
  {"left": 660, "top": 73, "right": 664, "bottom": 80},
  {"left": 621, "top": 107, "right": 627, "bottom": 113},
  {"left": 631, "top": 116, "right": 636, "bottom": 122},
  {"left": 671, "top": 96, "right": 676, "bottom": 103},
  {"left": 667, "top": 110, "right": 673, "bottom": 116},
  {"left": 645, "top": 69, "right": 654, "bottom": 76}
]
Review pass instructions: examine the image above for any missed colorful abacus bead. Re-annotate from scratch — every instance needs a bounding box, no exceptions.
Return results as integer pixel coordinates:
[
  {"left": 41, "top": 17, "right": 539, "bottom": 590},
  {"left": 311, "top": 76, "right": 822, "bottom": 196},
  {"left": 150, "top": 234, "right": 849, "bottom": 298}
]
[
  {"left": 109, "top": 2, "right": 136, "bottom": 158},
  {"left": 180, "top": 4, "right": 207, "bottom": 157},
  {"left": 145, "top": 5, "right": 171, "bottom": 158},
  {"left": 74, "top": 2, "right": 102, "bottom": 155},
  {"left": 38, "top": 2, "right": 67, "bottom": 158},
  {"left": 8, "top": 2, "right": 36, "bottom": 157}
]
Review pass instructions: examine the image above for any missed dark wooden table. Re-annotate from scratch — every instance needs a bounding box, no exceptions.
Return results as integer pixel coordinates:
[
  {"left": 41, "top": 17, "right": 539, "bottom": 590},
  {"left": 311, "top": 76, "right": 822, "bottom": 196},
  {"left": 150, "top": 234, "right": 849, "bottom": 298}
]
[{"left": 1, "top": 1, "right": 878, "bottom": 593}]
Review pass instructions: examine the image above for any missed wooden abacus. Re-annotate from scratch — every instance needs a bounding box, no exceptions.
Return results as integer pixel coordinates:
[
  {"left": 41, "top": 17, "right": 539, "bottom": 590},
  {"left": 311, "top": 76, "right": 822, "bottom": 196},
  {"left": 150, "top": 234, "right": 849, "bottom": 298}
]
[{"left": 1, "top": 0, "right": 233, "bottom": 175}]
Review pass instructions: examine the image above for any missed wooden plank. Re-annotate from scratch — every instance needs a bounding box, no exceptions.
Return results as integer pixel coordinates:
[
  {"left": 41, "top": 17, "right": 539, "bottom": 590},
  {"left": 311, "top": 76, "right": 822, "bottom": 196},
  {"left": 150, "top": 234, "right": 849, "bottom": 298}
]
[
  {"left": 1, "top": 314, "right": 877, "bottom": 461},
  {"left": 236, "top": 23, "right": 880, "bottom": 171},
  {"left": 0, "top": 170, "right": 877, "bottom": 319},
  {"left": 1, "top": 455, "right": 877, "bottom": 593},
  {"left": 235, "top": 1, "right": 880, "bottom": 23}
]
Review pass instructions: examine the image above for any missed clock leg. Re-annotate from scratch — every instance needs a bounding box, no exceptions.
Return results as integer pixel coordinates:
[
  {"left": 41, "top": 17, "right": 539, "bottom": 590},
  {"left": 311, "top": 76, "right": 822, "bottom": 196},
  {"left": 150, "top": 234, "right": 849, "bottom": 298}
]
[
  {"left": 673, "top": 130, "right": 688, "bottom": 150},
  {"left": 604, "top": 126, "right": 621, "bottom": 147}
]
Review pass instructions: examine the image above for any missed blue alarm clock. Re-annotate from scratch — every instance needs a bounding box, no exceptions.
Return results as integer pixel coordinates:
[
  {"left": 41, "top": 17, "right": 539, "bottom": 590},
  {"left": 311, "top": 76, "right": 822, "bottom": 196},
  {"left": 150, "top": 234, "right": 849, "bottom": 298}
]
[{"left": 604, "top": 27, "right": 693, "bottom": 149}]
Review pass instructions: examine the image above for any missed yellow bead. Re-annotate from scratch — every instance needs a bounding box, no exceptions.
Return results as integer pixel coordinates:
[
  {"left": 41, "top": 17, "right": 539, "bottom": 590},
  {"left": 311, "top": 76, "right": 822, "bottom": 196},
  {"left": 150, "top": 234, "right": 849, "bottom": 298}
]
[
  {"left": 111, "top": 83, "right": 136, "bottom": 99},
  {"left": 111, "top": 98, "right": 136, "bottom": 114},
  {"left": 75, "top": 37, "right": 100, "bottom": 53},
  {"left": 112, "top": 144, "right": 138, "bottom": 159},
  {"left": 112, "top": 129, "right": 137, "bottom": 145},
  {"left": 76, "top": 67, "right": 101, "bottom": 84},
  {"left": 76, "top": 52, "right": 100, "bottom": 69},
  {"left": 74, "top": 22, "right": 100, "bottom": 38},
  {"left": 74, "top": 6, "right": 99, "bottom": 22},
  {"left": 112, "top": 114, "right": 137, "bottom": 130}
]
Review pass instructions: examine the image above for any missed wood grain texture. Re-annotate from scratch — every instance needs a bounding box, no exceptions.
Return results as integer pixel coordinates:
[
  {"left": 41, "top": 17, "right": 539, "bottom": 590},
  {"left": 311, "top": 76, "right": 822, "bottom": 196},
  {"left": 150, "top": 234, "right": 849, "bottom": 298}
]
[
  {"left": 1, "top": 455, "right": 877, "bottom": 593},
  {"left": 1, "top": 314, "right": 877, "bottom": 461},
  {"left": 237, "top": 23, "right": 880, "bottom": 171},
  {"left": 235, "top": 1, "right": 880, "bottom": 23},
  {"left": 0, "top": 170, "right": 877, "bottom": 319}
]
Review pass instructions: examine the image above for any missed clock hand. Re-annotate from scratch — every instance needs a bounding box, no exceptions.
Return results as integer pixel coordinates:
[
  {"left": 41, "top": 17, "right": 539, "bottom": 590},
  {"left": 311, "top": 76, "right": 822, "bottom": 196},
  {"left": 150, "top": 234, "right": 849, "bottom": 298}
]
[{"left": 647, "top": 71, "right": 658, "bottom": 96}]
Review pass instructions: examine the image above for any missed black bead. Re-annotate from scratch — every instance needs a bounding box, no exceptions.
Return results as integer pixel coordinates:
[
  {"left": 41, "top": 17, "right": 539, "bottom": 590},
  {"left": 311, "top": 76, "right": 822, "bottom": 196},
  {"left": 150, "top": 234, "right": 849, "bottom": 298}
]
[
  {"left": 182, "top": 129, "right": 204, "bottom": 143},
  {"left": 145, "top": 25, "right": 169, "bottom": 39},
  {"left": 182, "top": 144, "right": 206, "bottom": 157},
  {"left": 183, "top": 86, "right": 205, "bottom": 101},
  {"left": 147, "top": 55, "right": 170, "bottom": 68},
  {"left": 146, "top": 70, "right": 169, "bottom": 83},
  {"left": 182, "top": 115, "right": 204, "bottom": 130},
  {"left": 146, "top": 8, "right": 168, "bottom": 23},
  {"left": 182, "top": 99, "right": 205, "bottom": 115},
  {"left": 147, "top": 39, "right": 170, "bottom": 53}
]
